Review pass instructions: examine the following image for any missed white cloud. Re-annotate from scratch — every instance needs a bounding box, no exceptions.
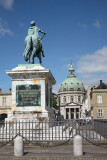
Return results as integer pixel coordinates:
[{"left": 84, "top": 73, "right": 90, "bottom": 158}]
[
  {"left": 76, "top": 46, "right": 107, "bottom": 74},
  {"left": 92, "top": 20, "right": 101, "bottom": 29},
  {"left": 76, "top": 46, "right": 107, "bottom": 86},
  {"left": 0, "top": 18, "right": 13, "bottom": 36},
  {"left": 0, "top": 0, "right": 13, "bottom": 9},
  {"left": 78, "top": 73, "right": 107, "bottom": 88}
]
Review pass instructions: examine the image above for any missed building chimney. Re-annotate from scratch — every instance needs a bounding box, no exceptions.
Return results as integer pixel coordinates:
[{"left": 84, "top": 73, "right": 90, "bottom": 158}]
[{"left": 100, "top": 80, "right": 103, "bottom": 84}]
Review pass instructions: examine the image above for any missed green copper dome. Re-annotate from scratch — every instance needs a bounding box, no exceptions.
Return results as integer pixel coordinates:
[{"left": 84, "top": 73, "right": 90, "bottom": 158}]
[{"left": 59, "top": 64, "right": 85, "bottom": 92}]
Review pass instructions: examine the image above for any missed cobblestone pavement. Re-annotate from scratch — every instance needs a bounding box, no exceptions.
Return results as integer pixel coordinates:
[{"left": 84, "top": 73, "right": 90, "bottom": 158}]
[{"left": 0, "top": 143, "right": 106, "bottom": 160}]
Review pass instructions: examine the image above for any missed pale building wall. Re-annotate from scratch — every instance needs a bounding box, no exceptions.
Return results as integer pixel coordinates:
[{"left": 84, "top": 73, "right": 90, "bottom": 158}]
[
  {"left": 58, "top": 91, "right": 85, "bottom": 119},
  {"left": 60, "top": 107, "right": 66, "bottom": 119},
  {"left": 87, "top": 84, "right": 98, "bottom": 111},
  {"left": 93, "top": 107, "right": 107, "bottom": 119},
  {"left": 0, "top": 94, "right": 12, "bottom": 106},
  {"left": 82, "top": 84, "right": 98, "bottom": 119},
  {"left": 92, "top": 91, "right": 107, "bottom": 106},
  {"left": 92, "top": 90, "right": 107, "bottom": 119},
  {"left": 0, "top": 93, "right": 12, "bottom": 114}
]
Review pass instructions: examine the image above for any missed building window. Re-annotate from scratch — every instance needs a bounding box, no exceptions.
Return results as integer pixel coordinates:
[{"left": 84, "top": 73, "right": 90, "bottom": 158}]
[
  {"left": 71, "top": 96, "right": 74, "bottom": 102},
  {"left": 97, "top": 95, "right": 102, "bottom": 104},
  {"left": 97, "top": 109, "right": 103, "bottom": 117},
  {"left": 78, "top": 95, "right": 81, "bottom": 103},
  {"left": 70, "top": 88, "right": 74, "bottom": 91},
  {"left": 63, "top": 96, "right": 66, "bottom": 103},
  {"left": 2, "top": 97, "right": 6, "bottom": 106},
  {"left": 63, "top": 88, "right": 66, "bottom": 91}
]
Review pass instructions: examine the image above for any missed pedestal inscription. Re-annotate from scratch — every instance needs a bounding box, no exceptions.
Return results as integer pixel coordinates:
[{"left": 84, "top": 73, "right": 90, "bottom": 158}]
[
  {"left": 6, "top": 64, "right": 56, "bottom": 121},
  {"left": 16, "top": 84, "right": 41, "bottom": 106}
]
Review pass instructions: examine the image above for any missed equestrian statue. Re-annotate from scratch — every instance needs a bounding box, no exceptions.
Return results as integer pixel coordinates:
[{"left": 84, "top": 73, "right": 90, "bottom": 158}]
[{"left": 23, "top": 21, "right": 46, "bottom": 64}]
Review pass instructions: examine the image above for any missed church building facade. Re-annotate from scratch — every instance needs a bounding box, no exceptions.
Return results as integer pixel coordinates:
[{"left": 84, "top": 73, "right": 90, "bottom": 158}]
[{"left": 58, "top": 64, "right": 85, "bottom": 119}]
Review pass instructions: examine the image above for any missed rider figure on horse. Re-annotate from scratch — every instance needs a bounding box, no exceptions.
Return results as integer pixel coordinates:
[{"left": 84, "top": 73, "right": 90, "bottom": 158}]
[
  {"left": 23, "top": 21, "right": 46, "bottom": 64},
  {"left": 28, "top": 21, "right": 46, "bottom": 57}
]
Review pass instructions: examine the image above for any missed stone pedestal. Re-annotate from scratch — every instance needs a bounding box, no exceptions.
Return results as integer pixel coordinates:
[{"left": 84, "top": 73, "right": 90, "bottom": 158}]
[{"left": 6, "top": 64, "right": 56, "bottom": 121}]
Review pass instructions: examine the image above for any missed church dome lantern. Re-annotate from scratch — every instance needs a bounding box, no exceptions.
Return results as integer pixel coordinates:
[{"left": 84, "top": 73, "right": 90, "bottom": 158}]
[{"left": 59, "top": 64, "right": 85, "bottom": 93}]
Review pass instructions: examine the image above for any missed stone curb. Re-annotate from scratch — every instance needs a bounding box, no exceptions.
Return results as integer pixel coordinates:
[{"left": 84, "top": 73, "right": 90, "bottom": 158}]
[{"left": 0, "top": 157, "right": 107, "bottom": 160}]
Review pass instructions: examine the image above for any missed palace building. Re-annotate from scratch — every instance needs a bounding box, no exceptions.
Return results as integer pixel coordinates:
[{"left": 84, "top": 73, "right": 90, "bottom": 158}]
[
  {"left": 0, "top": 90, "right": 12, "bottom": 120},
  {"left": 91, "top": 80, "right": 107, "bottom": 119},
  {"left": 58, "top": 64, "right": 85, "bottom": 119}
]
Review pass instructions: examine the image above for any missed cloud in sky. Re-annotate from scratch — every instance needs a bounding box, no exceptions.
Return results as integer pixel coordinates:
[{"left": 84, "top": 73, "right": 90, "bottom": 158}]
[
  {"left": 76, "top": 46, "right": 107, "bottom": 74},
  {"left": 79, "top": 73, "right": 107, "bottom": 88},
  {"left": 76, "top": 46, "right": 107, "bottom": 87},
  {"left": 78, "top": 20, "right": 101, "bottom": 30},
  {"left": 0, "top": 18, "right": 13, "bottom": 36},
  {"left": 92, "top": 20, "right": 101, "bottom": 29},
  {"left": 0, "top": 0, "right": 13, "bottom": 10}
]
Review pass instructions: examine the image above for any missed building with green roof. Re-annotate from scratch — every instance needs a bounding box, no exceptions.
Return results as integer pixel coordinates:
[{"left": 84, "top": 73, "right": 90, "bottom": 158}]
[{"left": 58, "top": 64, "right": 85, "bottom": 119}]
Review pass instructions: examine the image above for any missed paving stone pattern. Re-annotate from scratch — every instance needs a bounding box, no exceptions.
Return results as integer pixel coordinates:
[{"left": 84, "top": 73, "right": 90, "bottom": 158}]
[{"left": 0, "top": 143, "right": 107, "bottom": 160}]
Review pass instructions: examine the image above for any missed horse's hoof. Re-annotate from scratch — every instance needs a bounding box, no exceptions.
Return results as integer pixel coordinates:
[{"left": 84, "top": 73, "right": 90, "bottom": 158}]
[{"left": 25, "top": 57, "right": 28, "bottom": 61}]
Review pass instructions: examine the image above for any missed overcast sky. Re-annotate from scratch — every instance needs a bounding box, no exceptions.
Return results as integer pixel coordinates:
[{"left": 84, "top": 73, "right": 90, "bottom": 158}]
[{"left": 0, "top": 0, "right": 107, "bottom": 93}]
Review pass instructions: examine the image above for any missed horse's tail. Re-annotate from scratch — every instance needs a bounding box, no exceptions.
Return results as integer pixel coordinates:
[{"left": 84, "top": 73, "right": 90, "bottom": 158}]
[{"left": 23, "top": 35, "right": 32, "bottom": 61}]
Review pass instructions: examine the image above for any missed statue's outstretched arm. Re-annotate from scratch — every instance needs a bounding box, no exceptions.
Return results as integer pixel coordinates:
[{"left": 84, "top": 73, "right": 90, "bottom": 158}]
[{"left": 39, "top": 30, "right": 46, "bottom": 35}]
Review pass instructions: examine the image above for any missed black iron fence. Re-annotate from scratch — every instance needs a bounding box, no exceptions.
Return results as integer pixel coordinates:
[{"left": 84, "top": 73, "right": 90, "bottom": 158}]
[
  {"left": 0, "top": 120, "right": 106, "bottom": 143},
  {"left": 94, "top": 119, "right": 107, "bottom": 139}
]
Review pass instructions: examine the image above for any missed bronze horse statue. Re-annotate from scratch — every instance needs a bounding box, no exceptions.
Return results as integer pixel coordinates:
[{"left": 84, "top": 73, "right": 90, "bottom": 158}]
[
  {"left": 23, "top": 34, "right": 45, "bottom": 64},
  {"left": 23, "top": 21, "right": 46, "bottom": 64}
]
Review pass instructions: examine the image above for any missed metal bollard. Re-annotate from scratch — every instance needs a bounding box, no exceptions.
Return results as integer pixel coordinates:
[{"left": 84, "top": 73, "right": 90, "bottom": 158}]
[
  {"left": 73, "top": 134, "right": 83, "bottom": 157},
  {"left": 14, "top": 136, "right": 24, "bottom": 156}
]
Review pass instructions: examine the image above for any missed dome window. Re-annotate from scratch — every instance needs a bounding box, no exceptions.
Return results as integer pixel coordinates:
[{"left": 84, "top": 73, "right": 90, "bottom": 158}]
[
  {"left": 78, "top": 95, "right": 81, "bottom": 103},
  {"left": 63, "top": 96, "right": 66, "bottom": 103},
  {"left": 77, "top": 88, "right": 81, "bottom": 91},
  {"left": 70, "top": 88, "right": 74, "bottom": 91},
  {"left": 77, "top": 83, "right": 79, "bottom": 85},
  {"left": 71, "top": 96, "right": 74, "bottom": 102}
]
